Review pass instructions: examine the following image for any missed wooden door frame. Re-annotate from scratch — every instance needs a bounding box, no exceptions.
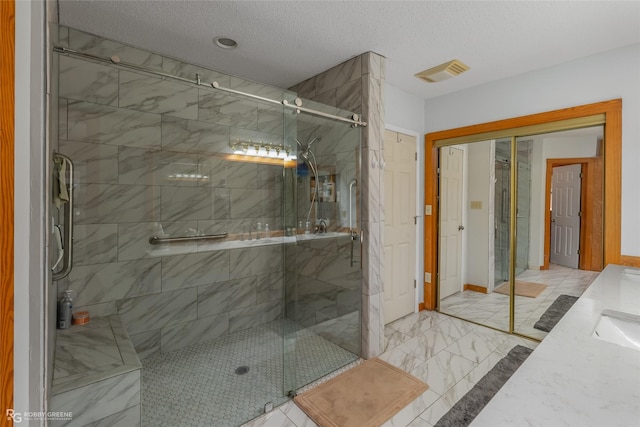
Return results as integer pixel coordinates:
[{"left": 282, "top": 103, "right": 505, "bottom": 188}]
[
  {"left": 543, "top": 157, "right": 603, "bottom": 271},
  {"left": 424, "top": 99, "right": 622, "bottom": 310},
  {"left": 1, "top": 0, "right": 15, "bottom": 421}
]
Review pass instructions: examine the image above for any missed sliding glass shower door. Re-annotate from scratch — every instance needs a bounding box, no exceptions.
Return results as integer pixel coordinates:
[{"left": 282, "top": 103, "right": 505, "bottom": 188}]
[{"left": 283, "top": 98, "right": 361, "bottom": 394}]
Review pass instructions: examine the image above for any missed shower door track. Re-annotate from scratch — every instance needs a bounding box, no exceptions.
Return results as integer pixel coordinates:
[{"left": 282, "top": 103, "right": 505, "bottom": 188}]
[{"left": 53, "top": 46, "right": 368, "bottom": 127}]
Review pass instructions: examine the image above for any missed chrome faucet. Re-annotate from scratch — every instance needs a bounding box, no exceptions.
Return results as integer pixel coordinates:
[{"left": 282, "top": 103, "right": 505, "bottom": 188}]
[{"left": 316, "top": 219, "right": 327, "bottom": 234}]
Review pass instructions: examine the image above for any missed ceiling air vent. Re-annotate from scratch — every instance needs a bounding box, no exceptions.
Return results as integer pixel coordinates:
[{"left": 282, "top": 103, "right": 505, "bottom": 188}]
[{"left": 415, "top": 59, "right": 469, "bottom": 83}]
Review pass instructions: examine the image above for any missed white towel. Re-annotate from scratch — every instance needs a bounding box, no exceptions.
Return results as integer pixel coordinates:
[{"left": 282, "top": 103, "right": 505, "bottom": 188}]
[{"left": 54, "top": 158, "right": 69, "bottom": 209}]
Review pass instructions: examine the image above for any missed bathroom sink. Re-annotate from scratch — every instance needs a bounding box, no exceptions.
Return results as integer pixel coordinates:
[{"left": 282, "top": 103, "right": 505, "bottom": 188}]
[{"left": 592, "top": 309, "right": 640, "bottom": 351}]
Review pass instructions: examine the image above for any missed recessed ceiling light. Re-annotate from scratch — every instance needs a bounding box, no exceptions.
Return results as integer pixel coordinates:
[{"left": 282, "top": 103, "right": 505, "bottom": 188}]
[
  {"left": 415, "top": 59, "right": 469, "bottom": 83},
  {"left": 213, "top": 36, "right": 238, "bottom": 50}
]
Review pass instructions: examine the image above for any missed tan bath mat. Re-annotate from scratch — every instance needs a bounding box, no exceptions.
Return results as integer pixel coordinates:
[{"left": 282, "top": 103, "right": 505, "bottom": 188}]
[
  {"left": 294, "top": 358, "right": 428, "bottom": 427},
  {"left": 494, "top": 281, "right": 547, "bottom": 298}
]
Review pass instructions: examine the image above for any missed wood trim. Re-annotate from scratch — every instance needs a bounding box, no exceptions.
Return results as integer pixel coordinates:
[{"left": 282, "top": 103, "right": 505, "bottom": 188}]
[
  {"left": 620, "top": 256, "right": 640, "bottom": 268},
  {"left": 424, "top": 99, "right": 622, "bottom": 310},
  {"left": 418, "top": 302, "right": 425, "bottom": 311},
  {"left": 424, "top": 138, "right": 439, "bottom": 310},
  {"left": 463, "top": 284, "right": 488, "bottom": 294},
  {"left": 0, "top": 0, "right": 15, "bottom": 422}
]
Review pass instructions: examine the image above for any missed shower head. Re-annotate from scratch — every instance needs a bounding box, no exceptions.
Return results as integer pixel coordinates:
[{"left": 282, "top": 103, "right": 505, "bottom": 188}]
[{"left": 295, "top": 137, "right": 320, "bottom": 158}]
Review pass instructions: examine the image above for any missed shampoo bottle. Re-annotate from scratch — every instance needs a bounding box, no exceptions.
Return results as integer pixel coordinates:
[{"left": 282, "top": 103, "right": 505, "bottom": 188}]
[{"left": 57, "top": 290, "right": 73, "bottom": 329}]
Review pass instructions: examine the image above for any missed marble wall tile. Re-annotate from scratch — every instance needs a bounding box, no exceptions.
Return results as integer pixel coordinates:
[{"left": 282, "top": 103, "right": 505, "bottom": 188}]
[
  {"left": 198, "top": 155, "right": 227, "bottom": 188},
  {"left": 366, "top": 77, "right": 383, "bottom": 152},
  {"left": 119, "top": 70, "right": 198, "bottom": 119},
  {"left": 230, "top": 246, "right": 283, "bottom": 279},
  {"left": 59, "top": 98, "right": 68, "bottom": 140},
  {"left": 72, "top": 301, "right": 118, "bottom": 318},
  {"left": 195, "top": 220, "right": 229, "bottom": 237},
  {"left": 228, "top": 300, "right": 282, "bottom": 333},
  {"left": 160, "top": 186, "right": 213, "bottom": 221},
  {"left": 67, "top": 100, "right": 161, "bottom": 150},
  {"left": 257, "top": 271, "right": 284, "bottom": 303},
  {"left": 162, "top": 57, "right": 230, "bottom": 87},
  {"left": 129, "top": 330, "right": 161, "bottom": 360},
  {"left": 315, "top": 56, "right": 361, "bottom": 95},
  {"left": 161, "top": 116, "right": 230, "bottom": 155},
  {"left": 229, "top": 76, "right": 291, "bottom": 101},
  {"left": 257, "top": 164, "right": 282, "bottom": 189},
  {"left": 230, "top": 188, "right": 262, "bottom": 218},
  {"left": 74, "top": 184, "right": 161, "bottom": 224},
  {"left": 69, "top": 28, "right": 163, "bottom": 70},
  {"left": 362, "top": 221, "right": 382, "bottom": 295},
  {"left": 361, "top": 292, "right": 384, "bottom": 359},
  {"left": 257, "top": 104, "right": 284, "bottom": 135},
  {"left": 227, "top": 161, "right": 258, "bottom": 189},
  {"left": 49, "top": 370, "right": 140, "bottom": 427},
  {"left": 198, "top": 90, "right": 258, "bottom": 129},
  {"left": 58, "top": 26, "right": 69, "bottom": 47},
  {"left": 363, "top": 52, "right": 383, "bottom": 80},
  {"left": 311, "top": 89, "right": 337, "bottom": 108},
  {"left": 291, "top": 76, "right": 316, "bottom": 99},
  {"left": 117, "top": 220, "right": 197, "bottom": 261},
  {"left": 261, "top": 186, "right": 282, "bottom": 219},
  {"left": 119, "top": 147, "right": 202, "bottom": 187},
  {"left": 317, "top": 254, "right": 361, "bottom": 290},
  {"left": 59, "top": 56, "right": 118, "bottom": 106},
  {"left": 162, "top": 251, "right": 230, "bottom": 291},
  {"left": 160, "top": 313, "right": 229, "bottom": 353},
  {"left": 336, "top": 79, "right": 362, "bottom": 113},
  {"left": 83, "top": 404, "right": 141, "bottom": 427},
  {"left": 362, "top": 149, "right": 382, "bottom": 223},
  {"left": 197, "top": 277, "right": 257, "bottom": 317},
  {"left": 63, "top": 258, "right": 161, "bottom": 306},
  {"left": 117, "top": 288, "right": 197, "bottom": 335},
  {"left": 59, "top": 139, "right": 119, "bottom": 184},
  {"left": 72, "top": 224, "right": 118, "bottom": 266},
  {"left": 212, "top": 187, "right": 231, "bottom": 220}
]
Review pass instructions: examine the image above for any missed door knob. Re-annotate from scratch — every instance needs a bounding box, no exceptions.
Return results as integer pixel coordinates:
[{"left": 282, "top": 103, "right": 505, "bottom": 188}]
[{"left": 458, "top": 225, "right": 465, "bottom": 231}]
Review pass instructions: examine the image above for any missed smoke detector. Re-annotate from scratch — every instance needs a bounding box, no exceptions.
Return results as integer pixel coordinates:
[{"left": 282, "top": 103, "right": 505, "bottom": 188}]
[{"left": 415, "top": 59, "right": 469, "bottom": 83}]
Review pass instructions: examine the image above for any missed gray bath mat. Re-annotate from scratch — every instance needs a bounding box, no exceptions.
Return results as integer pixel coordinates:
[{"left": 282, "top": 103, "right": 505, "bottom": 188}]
[
  {"left": 434, "top": 345, "right": 533, "bottom": 427},
  {"left": 533, "top": 294, "right": 579, "bottom": 332}
]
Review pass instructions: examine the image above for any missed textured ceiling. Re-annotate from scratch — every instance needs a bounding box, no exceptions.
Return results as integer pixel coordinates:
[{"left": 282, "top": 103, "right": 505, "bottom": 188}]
[{"left": 58, "top": 1, "right": 640, "bottom": 100}]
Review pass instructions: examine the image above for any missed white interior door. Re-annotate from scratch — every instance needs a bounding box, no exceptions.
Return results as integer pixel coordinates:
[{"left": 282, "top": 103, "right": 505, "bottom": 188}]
[
  {"left": 550, "top": 164, "right": 581, "bottom": 268},
  {"left": 383, "top": 130, "right": 416, "bottom": 324},
  {"left": 439, "top": 147, "right": 464, "bottom": 299}
]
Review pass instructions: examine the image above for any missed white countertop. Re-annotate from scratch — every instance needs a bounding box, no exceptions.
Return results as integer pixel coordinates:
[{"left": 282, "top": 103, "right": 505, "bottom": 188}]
[{"left": 471, "top": 264, "right": 640, "bottom": 427}]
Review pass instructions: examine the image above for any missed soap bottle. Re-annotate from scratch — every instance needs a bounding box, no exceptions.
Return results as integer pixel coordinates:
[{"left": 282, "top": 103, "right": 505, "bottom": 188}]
[
  {"left": 57, "top": 290, "right": 73, "bottom": 329},
  {"left": 265, "top": 223, "right": 270, "bottom": 238}
]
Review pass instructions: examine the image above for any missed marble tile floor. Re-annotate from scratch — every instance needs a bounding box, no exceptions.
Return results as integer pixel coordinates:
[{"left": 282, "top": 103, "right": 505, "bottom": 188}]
[
  {"left": 440, "top": 264, "right": 599, "bottom": 340},
  {"left": 242, "top": 311, "right": 539, "bottom": 427},
  {"left": 142, "top": 319, "right": 357, "bottom": 427}
]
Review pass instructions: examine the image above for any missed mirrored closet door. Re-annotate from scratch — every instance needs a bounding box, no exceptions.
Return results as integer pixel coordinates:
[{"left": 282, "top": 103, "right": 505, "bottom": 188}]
[{"left": 437, "top": 126, "right": 604, "bottom": 340}]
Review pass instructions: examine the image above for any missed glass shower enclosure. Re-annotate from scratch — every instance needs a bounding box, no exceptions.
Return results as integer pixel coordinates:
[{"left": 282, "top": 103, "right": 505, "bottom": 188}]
[{"left": 50, "top": 25, "right": 361, "bottom": 427}]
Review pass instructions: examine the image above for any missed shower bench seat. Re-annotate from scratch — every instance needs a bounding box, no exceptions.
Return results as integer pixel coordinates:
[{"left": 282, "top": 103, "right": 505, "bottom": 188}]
[{"left": 50, "top": 315, "right": 142, "bottom": 427}]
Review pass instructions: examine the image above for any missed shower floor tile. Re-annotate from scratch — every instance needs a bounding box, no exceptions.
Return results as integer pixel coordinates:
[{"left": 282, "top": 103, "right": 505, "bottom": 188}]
[{"left": 141, "top": 319, "right": 357, "bottom": 427}]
